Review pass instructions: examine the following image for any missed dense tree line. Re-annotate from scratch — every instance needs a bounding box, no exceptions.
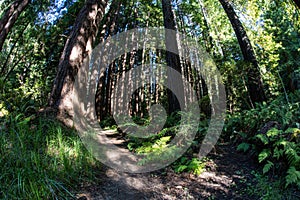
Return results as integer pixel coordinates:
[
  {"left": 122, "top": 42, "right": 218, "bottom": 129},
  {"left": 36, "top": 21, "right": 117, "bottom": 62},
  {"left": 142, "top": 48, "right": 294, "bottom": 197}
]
[{"left": 0, "top": 0, "right": 298, "bottom": 119}]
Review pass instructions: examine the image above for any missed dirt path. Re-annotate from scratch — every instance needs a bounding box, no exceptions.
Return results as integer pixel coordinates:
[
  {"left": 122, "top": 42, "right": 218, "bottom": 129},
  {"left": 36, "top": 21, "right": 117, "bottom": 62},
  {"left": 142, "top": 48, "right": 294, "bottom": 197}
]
[{"left": 76, "top": 144, "right": 259, "bottom": 199}]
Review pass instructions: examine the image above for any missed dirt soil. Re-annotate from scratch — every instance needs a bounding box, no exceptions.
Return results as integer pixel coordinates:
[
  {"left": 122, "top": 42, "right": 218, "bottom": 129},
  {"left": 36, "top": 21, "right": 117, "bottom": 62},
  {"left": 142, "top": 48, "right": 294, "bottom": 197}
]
[{"left": 76, "top": 144, "right": 260, "bottom": 200}]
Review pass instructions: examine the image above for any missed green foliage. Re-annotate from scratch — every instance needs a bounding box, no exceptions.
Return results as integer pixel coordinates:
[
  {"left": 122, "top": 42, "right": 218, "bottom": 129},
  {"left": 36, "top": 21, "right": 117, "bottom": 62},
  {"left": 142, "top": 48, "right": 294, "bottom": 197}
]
[
  {"left": 237, "top": 142, "right": 250, "bottom": 152},
  {"left": 286, "top": 167, "right": 300, "bottom": 188},
  {"left": 0, "top": 0, "right": 299, "bottom": 197},
  {"left": 99, "top": 115, "right": 118, "bottom": 130},
  {"left": 124, "top": 110, "right": 209, "bottom": 172},
  {"left": 0, "top": 79, "right": 39, "bottom": 116},
  {"left": 136, "top": 136, "right": 181, "bottom": 166},
  {"left": 263, "top": 161, "right": 274, "bottom": 174},
  {"left": 174, "top": 157, "right": 207, "bottom": 175},
  {"left": 0, "top": 114, "right": 101, "bottom": 199},
  {"left": 225, "top": 94, "right": 300, "bottom": 188},
  {"left": 246, "top": 171, "right": 295, "bottom": 200},
  {"left": 135, "top": 136, "right": 171, "bottom": 154},
  {"left": 131, "top": 130, "right": 207, "bottom": 176},
  {"left": 254, "top": 127, "right": 300, "bottom": 187},
  {"left": 224, "top": 93, "right": 300, "bottom": 141},
  {"left": 258, "top": 149, "right": 271, "bottom": 163},
  {"left": 253, "top": 126, "right": 300, "bottom": 183}
]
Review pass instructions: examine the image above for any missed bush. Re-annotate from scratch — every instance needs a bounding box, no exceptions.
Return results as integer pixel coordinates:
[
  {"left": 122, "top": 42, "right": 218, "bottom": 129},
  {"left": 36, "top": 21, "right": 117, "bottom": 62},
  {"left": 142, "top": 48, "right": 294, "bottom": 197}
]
[{"left": 224, "top": 93, "right": 300, "bottom": 188}]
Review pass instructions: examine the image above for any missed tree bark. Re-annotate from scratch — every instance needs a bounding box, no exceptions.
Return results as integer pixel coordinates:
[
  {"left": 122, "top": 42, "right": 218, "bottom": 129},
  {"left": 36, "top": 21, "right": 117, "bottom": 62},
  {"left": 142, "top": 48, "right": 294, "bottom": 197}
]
[
  {"left": 219, "top": 0, "right": 266, "bottom": 105},
  {"left": 0, "top": 0, "right": 30, "bottom": 52},
  {"left": 95, "top": 0, "right": 122, "bottom": 120},
  {"left": 49, "top": 0, "right": 108, "bottom": 125},
  {"left": 162, "top": 0, "right": 183, "bottom": 114}
]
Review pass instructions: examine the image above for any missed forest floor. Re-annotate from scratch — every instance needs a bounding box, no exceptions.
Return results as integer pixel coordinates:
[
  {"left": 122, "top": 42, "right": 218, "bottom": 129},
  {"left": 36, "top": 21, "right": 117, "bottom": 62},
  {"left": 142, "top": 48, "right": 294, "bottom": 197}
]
[{"left": 76, "top": 143, "right": 261, "bottom": 200}]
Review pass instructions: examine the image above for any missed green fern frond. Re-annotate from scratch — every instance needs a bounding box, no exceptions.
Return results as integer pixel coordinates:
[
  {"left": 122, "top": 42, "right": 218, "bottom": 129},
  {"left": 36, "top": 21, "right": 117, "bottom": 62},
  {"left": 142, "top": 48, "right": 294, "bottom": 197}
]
[
  {"left": 258, "top": 149, "right": 271, "bottom": 163},
  {"left": 256, "top": 134, "right": 269, "bottom": 145},
  {"left": 263, "top": 161, "right": 274, "bottom": 174},
  {"left": 237, "top": 142, "right": 250, "bottom": 152},
  {"left": 285, "top": 166, "right": 300, "bottom": 188}
]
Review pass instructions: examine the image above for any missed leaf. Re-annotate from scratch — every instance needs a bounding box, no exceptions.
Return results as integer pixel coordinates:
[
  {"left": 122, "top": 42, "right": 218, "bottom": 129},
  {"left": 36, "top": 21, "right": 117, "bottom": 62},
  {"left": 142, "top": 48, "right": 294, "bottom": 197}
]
[
  {"left": 258, "top": 149, "right": 271, "bottom": 163},
  {"left": 237, "top": 142, "right": 250, "bottom": 152},
  {"left": 275, "top": 139, "right": 288, "bottom": 147},
  {"left": 159, "top": 136, "right": 171, "bottom": 143},
  {"left": 255, "top": 134, "right": 269, "bottom": 145},
  {"left": 17, "top": 116, "right": 31, "bottom": 126},
  {"left": 285, "top": 128, "right": 300, "bottom": 139},
  {"left": 273, "top": 147, "right": 284, "bottom": 159},
  {"left": 285, "top": 147, "right": 300, "bottom": 165},
  {"left": 285, "top": 166, "right": 300, "bottom": 188},
  {"left": 263, "top": 161, "right": 273, "bottom": 174},
  {"left": 266, "top": 128, "right": 281, "bottom": 137},
  {"left": 284, "top": 128, "right": 300, "bottom": 134},
  {"left": 175, "top": 165, "right": 188, "bottom": 173}
]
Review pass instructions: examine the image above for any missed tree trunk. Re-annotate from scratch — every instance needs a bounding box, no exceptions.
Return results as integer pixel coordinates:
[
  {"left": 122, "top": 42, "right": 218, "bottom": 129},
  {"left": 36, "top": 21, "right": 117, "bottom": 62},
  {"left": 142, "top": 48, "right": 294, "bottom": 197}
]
[
  {"left": 219, "top": 0, "right": 266, "bottom": 105},
  {"left": 162, "top": 0, "right": 183, "bottom": 114},
  {"left": 49, "top": 0, "right": 108, "bottom": 125},
  {"left": 0, "top": 0, "right": 30, "bottom": 52},
  {"left": 95, "top": 0, "right": 122, "bottom": 120}
]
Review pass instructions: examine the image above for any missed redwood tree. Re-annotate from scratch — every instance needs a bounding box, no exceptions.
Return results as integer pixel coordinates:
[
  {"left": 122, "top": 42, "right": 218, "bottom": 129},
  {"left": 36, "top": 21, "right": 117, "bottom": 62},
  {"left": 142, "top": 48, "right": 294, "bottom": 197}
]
[
  {"left": 0, "top": 0, "right": 30, "bottom": 52},
  {"left": 49, "top": 0, "right": 108, "bottom": 125},
  {"left": 219, "top": 0, "right": 266, "bottom": 105},
  {"left": 162, "top": 0, "right": 183, "bottom": 113}
]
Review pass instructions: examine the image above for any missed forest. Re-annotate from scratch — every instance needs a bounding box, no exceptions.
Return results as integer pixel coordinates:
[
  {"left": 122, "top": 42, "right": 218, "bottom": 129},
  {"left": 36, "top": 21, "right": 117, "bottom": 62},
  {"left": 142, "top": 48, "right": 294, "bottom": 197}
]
[{"left": 0, "top": 0, "right": 300, "bottom": 199}]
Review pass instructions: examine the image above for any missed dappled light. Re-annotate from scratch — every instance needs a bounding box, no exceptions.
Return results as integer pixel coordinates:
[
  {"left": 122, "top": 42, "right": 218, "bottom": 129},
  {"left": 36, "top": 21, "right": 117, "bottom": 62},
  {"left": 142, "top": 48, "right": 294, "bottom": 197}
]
[{"left": 0, "top": 0, "right": 299, "bottom": 199}]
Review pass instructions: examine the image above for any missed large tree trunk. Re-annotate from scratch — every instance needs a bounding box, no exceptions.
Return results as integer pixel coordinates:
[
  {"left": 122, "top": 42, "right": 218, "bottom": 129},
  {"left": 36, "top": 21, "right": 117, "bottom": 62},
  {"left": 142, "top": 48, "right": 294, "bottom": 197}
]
[
  {"left": 49, "top": 0, "right": 108, "bottom": 125},
  {"left": 162, "top": 0, "right": 183, "bottom": 114},
  {"left": 0, "top": 0, "right": 30, "bottom": 52},
  {"left": 219, "top": 0, "right": 266, "bottom": 105}
]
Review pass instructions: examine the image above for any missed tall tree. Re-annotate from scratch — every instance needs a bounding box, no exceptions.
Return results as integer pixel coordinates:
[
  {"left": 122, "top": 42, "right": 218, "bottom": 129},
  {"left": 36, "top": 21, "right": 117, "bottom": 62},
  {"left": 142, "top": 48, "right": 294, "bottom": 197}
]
[
  {"left": 162, "top": 0, "right": 183, "bottom": 113},
  {"left": 95, "top": 0, "right": 122, "bottom": 120},
  {"left": 49, "top": 0, "right": 108, "bottom": 125},
  {"left": 0, "top": 0, "right": 30, "bottom": 52},
  {"left": 219, "top": 0, "right": 266, "bottom": 105}
]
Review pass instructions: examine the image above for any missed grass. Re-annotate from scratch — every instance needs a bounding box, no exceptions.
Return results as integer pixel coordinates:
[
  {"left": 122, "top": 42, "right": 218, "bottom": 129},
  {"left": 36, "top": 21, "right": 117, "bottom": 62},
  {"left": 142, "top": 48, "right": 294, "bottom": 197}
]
[
  {"left": 1, "top": 110, "right": 298, "bottom": 199},
  {"left": 0, "top": 114, "right": 101, "bottom": 199}
]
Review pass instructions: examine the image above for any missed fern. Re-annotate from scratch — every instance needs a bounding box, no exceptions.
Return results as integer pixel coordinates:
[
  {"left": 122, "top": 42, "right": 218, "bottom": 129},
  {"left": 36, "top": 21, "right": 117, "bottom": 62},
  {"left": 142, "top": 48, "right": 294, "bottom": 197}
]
[
  {"left": 188, "top": 158, "right": 206, "bottom": 175},
  {"left": 237, "top": 142, "right": 250, "bottom": 152},
  {"left": 274, "top": 138, "right": 288, "bottom": 147},
  {"left": 226, "top": 95, "right": 300, "bottom": 188},
  {"left": 285, "top": 166, "right": 300, "bottom": 188},
  {"left": 174, "top": 157, "right": 206, "bottom": 175},
  {"left": 255, "top": 134, "right": 269, "bottom": 145},
  {"left": 174, "top": 165, "right": 187, "bottom": 173},
  {"left": 258, "top": 149, "right": 271, "bottom": 163},
  {"left": 273, "top": 147, "right": 284, "bottom": 159},
  {"left": 285, "top": 145, "right": 300, "bottom": 166},
  {"left": 263, "top": 161, "right": 274, "bottom": 174},
  {"left": 266, "top": 128, "right": 282, "bottom": 138}
]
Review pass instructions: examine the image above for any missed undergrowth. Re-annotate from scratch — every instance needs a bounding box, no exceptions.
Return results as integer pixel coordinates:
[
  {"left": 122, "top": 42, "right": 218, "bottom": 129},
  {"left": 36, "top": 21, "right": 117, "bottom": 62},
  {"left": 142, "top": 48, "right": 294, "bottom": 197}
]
[
  {"left": 245, "top": 171, "right": 297, "bottom": 200},
  {"left": 0, "top": 113, "right": 101, "bottom": 199},
  {"left": 124, "top": 111, "right": 209, "bottom": 175},
  {"left": 224, "top": 92, "right": 300, "bottom": 191}
]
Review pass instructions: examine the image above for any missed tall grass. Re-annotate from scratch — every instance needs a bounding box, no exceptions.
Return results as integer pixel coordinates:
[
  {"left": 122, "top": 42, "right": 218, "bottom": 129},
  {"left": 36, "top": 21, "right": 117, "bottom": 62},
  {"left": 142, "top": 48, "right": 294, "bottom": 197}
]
[{"left": 0, "top": 114, "right": 101, "bottom": 199}]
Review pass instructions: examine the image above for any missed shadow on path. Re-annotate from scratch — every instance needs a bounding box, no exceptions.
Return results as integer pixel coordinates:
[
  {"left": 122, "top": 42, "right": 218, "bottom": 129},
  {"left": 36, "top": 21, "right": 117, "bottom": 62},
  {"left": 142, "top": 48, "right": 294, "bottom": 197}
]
[{"left": 76, "top": 144, "right": 259, "bottom": 200}]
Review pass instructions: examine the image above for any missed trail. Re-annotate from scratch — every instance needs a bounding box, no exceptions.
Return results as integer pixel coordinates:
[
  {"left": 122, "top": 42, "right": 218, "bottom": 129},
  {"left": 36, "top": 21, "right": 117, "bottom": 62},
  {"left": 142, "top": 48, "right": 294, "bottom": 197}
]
[{"left": 76, "top": 143, "right": 259, "bottom": 200}]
